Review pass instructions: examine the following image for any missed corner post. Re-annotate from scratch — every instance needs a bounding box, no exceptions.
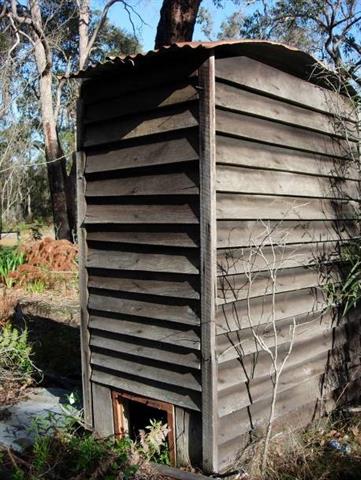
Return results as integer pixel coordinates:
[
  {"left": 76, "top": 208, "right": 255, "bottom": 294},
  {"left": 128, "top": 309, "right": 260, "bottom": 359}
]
[
  {"left": 76, "top": 92, "right": 93, "bottom": 428},
  {"left": 198, "top": 53, "right": 218, "bottom": 473}
]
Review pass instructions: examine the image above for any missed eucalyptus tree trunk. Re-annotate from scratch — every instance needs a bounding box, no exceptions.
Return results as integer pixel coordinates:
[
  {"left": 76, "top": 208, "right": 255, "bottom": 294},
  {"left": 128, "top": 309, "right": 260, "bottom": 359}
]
[
  {"left": 155, "top": 0, "right": 202, "bottom": 48},
  {"left": 30, "top": 0, "right": 72, "bottom": 240}
]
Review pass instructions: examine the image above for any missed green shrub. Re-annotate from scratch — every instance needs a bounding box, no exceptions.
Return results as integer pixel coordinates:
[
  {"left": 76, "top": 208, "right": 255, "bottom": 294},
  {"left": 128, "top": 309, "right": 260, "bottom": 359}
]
[
  {"left": 0, "top": 323, "right": 36, "bottom": 384},
  {"left": 325, "top": 242, "right": 361, "bottom": 315},
  {"left": 0, "top": 247, "right": 25, "bottom": 288}
]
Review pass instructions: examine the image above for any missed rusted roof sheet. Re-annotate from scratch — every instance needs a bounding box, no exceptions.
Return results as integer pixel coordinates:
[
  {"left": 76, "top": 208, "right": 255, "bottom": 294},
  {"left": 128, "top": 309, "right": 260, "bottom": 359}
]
[{"left": 73, "top": 40, "right": 337, "bottom": 89}]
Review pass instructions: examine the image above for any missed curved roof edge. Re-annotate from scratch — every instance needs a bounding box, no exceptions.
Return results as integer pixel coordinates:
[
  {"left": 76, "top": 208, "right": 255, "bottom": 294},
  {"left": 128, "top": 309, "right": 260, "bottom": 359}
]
[{"left": 72, "top": 40, "right": 343, "bottom": 92}]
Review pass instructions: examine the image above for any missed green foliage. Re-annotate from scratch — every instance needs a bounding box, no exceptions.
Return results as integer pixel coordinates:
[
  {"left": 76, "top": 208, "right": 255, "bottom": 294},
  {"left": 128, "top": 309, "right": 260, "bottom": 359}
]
[
  {"left": 0, "top": 323, "right": 35, "bottom": 383},
  {"left": 26, "top": 279, "right": 46, "bottom": 295},
  {"left": 139, "top": 419, "right": 170, "bottom": 465},
  {"left": 325, "top": 242, "right": 361, "bottom": 316},
  {"left": 0, "top": 247, "right": 24, "bottom": 288},
  {"left": 0, "top": 403, "right": 170, "bottom": 479}
]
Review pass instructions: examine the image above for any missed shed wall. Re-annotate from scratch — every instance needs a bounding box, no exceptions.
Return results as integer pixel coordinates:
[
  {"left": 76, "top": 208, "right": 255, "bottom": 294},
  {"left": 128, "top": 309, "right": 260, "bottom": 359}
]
[
  {"left": 214, "top": 56, "right": 360, "bottom": 471},
  {"left": 78, "top": 65, "right": 205, "bottom": 419}
]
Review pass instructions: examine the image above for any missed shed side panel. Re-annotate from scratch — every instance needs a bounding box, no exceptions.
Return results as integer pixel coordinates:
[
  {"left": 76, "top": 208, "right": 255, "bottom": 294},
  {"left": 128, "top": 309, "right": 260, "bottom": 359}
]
[
  {"left": 214, "top": 56, "right": 359, "bottom": 472},
  {"left": 79, "top": 72, "right": 203, "bottom": 414}
]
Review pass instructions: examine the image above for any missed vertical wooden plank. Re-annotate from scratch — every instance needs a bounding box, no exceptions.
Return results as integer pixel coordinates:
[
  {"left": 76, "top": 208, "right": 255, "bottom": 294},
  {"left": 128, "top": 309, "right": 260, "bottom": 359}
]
[
  {"left": 175, "top": 407, "right": 191, "bottom": 467},
  {"left": 76, "top": 92, "right": 93, "bottom": 428},
  {"left": 93, "top": 383, "right": 115, "bottom": 437},
  {"left": 198, "top": 54, "right": 218, "bottom": 473}
]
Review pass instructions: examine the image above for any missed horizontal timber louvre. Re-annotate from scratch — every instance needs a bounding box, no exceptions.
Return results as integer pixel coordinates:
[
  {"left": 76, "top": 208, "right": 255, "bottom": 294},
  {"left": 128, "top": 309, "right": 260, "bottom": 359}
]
[{"left": 78, "top": 61, "right": 206, "bottom": 423}]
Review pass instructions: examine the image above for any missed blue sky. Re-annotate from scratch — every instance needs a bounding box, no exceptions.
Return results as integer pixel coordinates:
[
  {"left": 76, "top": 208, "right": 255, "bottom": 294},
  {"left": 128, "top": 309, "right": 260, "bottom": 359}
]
[{"left": 106, "top": 0, "right": 239, "bottom": 51}]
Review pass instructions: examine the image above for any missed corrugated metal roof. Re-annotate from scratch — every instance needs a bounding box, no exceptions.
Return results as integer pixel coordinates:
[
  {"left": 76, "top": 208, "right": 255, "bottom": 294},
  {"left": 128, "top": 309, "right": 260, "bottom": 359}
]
[{"left": 73, "top": 40, "right": 338, "bottom": 90}]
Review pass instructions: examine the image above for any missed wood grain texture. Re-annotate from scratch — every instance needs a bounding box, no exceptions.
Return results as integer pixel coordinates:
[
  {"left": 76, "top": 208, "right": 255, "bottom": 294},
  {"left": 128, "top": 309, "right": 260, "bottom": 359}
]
[
  {"left": 198, "top": 55, "right": 218, "bottom": 473},
  {"left": 216, "top": 193, "right": 357, "bottom": 221},
  {"left": 76, "top": 150, "right": 93, "bottom": 428},
  {"left": 85, "top": 83, "right": 198, "bottom": 124},
  {"left": 216, "top": 135, "right": 359, "bottom": 180},
  {"left": 216, "top": 164, "right": 359, "bottom": 200},
  {"left": 88, "top": 292, "right": 199, "bottom": 325},
  {"left": 92, "top": 383, "right": 114, "bottom": 437},
  {"left": 90, "top": 315, "right": 200, "bottom": 350},
  {"left": 86, "top": 170, "right": 199, "bottom": 197},
  {"left": 86, "top": 136, "right": 199, "bottom": 174},
  {"left": 90, "top": 332, "right": 201, "bottom": 369},
  {"left": 216, "top": 109, "right": 354, "bottom": 158},
  {"left": 217, "top": 219, "right": 358, "bottom": 249},
  {"left": 91, "top": 369, "right": 201, "bottom": 411},
  {"left": 86, "top": 203, "right": 199, "bottom": 225},
  {"left": 215, "top": 81, "right": 356, "bottom": 137},
  {"left": 88, "top": 273, "right": 199, "bottom": 300},
  {"left": 87, "top": 228, "right": 199, "bottom": 248},
  {"left": 84, "top": 106, "right": 198, "bottom": 148},
  {"left": 215, "top": 56, "right": 354, "bottom": 118},
  {"left": 91, "top": 351, "right": 201, "bottom": 392},
  {"left": 87, "top": 248, "right": 199, "bottom": 275}
]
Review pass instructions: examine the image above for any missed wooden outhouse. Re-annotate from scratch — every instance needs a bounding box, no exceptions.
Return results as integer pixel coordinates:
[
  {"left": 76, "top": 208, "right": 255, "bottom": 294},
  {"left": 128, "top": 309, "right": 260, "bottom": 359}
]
[{"left": 76, "top": 41, "right": 360, "bottom": 473}]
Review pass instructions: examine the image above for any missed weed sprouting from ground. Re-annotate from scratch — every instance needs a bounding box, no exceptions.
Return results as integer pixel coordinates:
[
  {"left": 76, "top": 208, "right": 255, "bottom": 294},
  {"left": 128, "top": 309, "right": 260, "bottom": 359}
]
[
  {"left": 246, "top": 412, "right": 361, "bottom": 480},
  {"left": 0, "top": 247, "right": 25, "bottom": 288},
  {"left": 0, "top": 322, "right": 40, "bottom": 404},
  {"left": 0, "top": 402, "right": 171, "bottom": 480}
]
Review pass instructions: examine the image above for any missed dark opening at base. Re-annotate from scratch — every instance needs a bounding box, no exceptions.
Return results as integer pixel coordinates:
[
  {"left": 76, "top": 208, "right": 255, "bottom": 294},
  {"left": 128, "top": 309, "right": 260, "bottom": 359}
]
[{"left": 112, "top": 390, "right": 176, "bottom": 464}]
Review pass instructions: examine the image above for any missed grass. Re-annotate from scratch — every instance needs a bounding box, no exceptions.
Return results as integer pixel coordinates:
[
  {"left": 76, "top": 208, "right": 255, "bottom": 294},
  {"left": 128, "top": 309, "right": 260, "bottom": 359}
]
[
  {"left": 0, "top": 246, "right": 25, "bottom": 288},
  {"left": 245, "top": 411, "right": 361, "bottom": 480}
]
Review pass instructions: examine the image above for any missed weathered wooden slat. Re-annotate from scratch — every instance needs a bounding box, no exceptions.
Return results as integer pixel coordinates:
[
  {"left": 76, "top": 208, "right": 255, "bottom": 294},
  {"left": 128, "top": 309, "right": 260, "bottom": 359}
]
[
  {"left": 218, "top": 349, "right": 334, "bottom": 417},
  {"left": 82, "top": 61, "right": 199, "bottom": 104},
  {"left": 216, "top": 109, "right": 354, "bottom": 158},
  {"left": 217, "top": 193, "right": 357, "bottom": 221},
  {"left": 217, "top": 219, "right": 356, "bottom": 249},
  {"left": 90, "top": 332, "right": 201, "bottom": 369},
  {"left": 216, "top": 135, "right": 359, "bottom": 180},
  {"left": 88, "top": 274, "right": 199, "bottom": 299},
  {"left": 84, "top": 107, "right": 198, "bottom": 148},
  {"left": 86, "top": 203, "right": 199, "bottom": 225},
  {"left": 88, "top": 292, "right": 199, "bottom": 325},
  {"left": 216, "top": 309, "right": 328, "bottom": 361},
  {"left": 215, "top": 56, "right": 354, "bottom": 118},
  {"left": 215, "top": 81, "right": 357, "bottom": 138},
  {"left": 86, "top": 171, "right": 199, "bottom": 197},
  {"left": 217, "top": 314, "right": 359, "bottom": 385},
  {"left": 215, "top": 287, "right": 325, "bottom": 335},
  {"left": 91, "top": 369, "right": 201, "bottom": 411},
  {"left": 217, "top": 376, "right": 361, "bottom": 472},
  {"left": 85, "top": 84, "right": 198, "bottom": 123},
  {"left": 76, "top": 150, "right": 93, "bottom": 427},
  {"left": 87, "top": 248, "right": 199, "bottom": 274},
  {"left": 217, "top": 242, "right": 339, "bottom": 276},
  {"left": 198, "top": 54, "right": 218, "bottom": 473},
  {"left": 216, "top": 164, "right": 359, "bottom": 200},
  {"left": 86, "top": 137, "right": 199, "bottom": 174},
  {"left": 87, "top": 229, "right": 199, "bottom": 248},
  {"left": 217, "top": 267, "right": 324, "bottom": 304},
  {"left": 91, "top": 351, "right": 201, "bottom": 392},
  {"left": 92, "top": 383, "right": 114, "bottom": 437},
  {"left": 89, "top": 315, "right": 200, "bottom": 350},
  {"left": 218, "top": 364, "right": 361, "bottom": 447}
]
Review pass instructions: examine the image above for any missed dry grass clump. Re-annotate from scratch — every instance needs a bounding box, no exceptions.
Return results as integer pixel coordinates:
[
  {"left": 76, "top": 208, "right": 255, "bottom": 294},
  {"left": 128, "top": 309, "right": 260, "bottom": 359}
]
[
  {"left": 246, "top": 412, "right": 361, "bottom": 480},
  {"left": 0, "top": 288, "right": 17, "bottom": 326},
  {"left": 10, "top": 238, "right": 78, "bottom": 293}
]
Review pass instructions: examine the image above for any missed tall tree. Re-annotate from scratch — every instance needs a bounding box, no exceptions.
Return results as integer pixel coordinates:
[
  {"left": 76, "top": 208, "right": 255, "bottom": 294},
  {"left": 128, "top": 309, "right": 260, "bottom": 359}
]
[
  {"left": 0, "top": 0, "right": 139, "bottom": 240},
  {"left": 218, "top": 0, "right": 361, "bottom": 85},
  {"left": 155, "top": 0, "right": 203, "bottom": 48}
]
